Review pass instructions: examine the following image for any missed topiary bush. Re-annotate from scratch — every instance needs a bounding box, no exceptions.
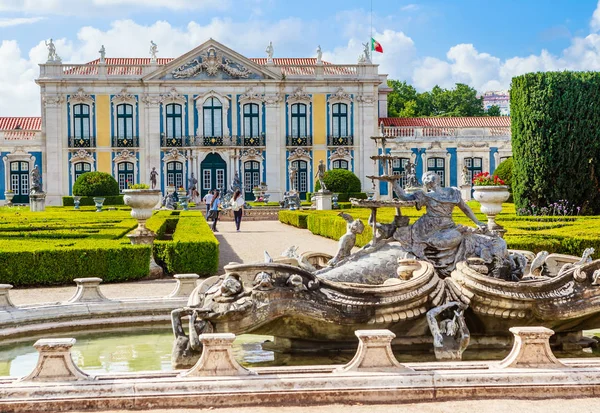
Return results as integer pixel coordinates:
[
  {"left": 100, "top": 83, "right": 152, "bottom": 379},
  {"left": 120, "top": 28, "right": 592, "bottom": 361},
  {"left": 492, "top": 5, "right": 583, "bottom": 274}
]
[
  {"left": 314, "top": 169, "right": 361, "bottom": 193},
  {"left": 73, "top": 172, "right": 120, "bottom": 197},
  {"left": 511, "top": 72, "right": 600, "bottom": 214},
  {"left": 494, "top": 157, "right": 513, "bottom": 190}
]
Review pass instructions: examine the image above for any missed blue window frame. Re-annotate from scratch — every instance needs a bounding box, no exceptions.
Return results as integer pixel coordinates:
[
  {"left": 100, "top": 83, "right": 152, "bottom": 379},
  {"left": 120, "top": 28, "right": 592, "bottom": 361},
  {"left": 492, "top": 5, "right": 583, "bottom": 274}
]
[
  {"left": 203, "top": 97, "right": 222, "bottom": 137},
  {"left": 243, "top": 103, "right": 259, "bottom": 137},
  {"left": 291, "top": 103, "right": 307, "bottom": 137},
  {"left": 427, "top": 157, "right": 445, "bottom": 187},
  {"left": 332, "top": 103, "right": 348, "bottom": 137},
  {"left": 117, "top": 104, "right": 133, "bottom": 138},
  {"left": 166, "top": 103, "right": 182, "bottom": 138},
  {"left": 73, "top": 104, "right": 90, "bottom": 139}
]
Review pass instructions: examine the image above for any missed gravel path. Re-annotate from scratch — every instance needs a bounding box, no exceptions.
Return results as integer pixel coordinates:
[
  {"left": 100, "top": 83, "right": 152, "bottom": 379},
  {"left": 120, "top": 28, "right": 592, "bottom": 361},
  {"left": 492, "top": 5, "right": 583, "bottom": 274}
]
[{"left": 8, "top": 221, "right": 339, "bottom": 306}]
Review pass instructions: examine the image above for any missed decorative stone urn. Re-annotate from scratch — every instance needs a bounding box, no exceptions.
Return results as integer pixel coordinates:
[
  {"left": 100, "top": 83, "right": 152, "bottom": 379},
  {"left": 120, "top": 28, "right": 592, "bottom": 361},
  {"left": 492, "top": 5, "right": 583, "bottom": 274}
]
[
  {"left": 73, "top": 196, "right": 82, "bottom": 210},
  {"left": 332, "top": 193, "right": 340, "bottom": 209},
  {"left": 4, "top": 191, "right": 14, "bottom": 206},
  {"left": 178, "top": 194, "right": 189, "bottom": 211},
  {"left": 92, "top": 197, "right": 105, "bottom": 212},
  {"left": 122, "top": 189, "right": 162, "bottom": 244},
  {"left": 472, "top": 185, "right": 510, "bottom": 237}
]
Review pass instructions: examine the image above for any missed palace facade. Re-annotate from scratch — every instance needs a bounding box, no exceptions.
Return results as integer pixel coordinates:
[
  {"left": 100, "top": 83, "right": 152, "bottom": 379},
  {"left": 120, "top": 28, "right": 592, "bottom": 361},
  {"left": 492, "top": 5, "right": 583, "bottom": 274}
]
[{"left": 0, "top": 39, "right": 512, "bottom": 205}]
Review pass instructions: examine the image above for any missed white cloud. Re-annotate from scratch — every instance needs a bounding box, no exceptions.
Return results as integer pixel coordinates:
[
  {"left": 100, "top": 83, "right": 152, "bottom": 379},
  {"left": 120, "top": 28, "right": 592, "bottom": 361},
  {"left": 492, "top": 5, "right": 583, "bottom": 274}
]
[
  {"left": 591, "top": 0, "right": 600, "bottom": 32},
  {"left": 0, "top": 40, "right": 41, "bottom": 116},
  {"left": 0, "top": 17, "right": 45, "bottom": 27}
]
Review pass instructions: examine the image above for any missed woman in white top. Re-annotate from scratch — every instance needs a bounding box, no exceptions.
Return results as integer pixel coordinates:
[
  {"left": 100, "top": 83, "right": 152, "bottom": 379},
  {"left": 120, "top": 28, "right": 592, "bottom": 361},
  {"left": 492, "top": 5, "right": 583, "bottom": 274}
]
[{"left": 231, "top": 189, "right": 245, "bottom": 232}]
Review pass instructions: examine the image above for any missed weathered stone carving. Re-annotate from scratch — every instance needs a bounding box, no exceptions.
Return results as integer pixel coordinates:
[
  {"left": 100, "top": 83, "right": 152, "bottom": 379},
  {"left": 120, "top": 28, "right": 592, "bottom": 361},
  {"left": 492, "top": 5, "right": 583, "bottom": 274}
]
[
  {"left": 172, "top": 47, "right": 252, "bottom": 79},
  {"left": 328, "top": 213, "right": 365, "bottom": 266},
  {"left": 427, "top": 301, "right": 470, "bottom": 360}
]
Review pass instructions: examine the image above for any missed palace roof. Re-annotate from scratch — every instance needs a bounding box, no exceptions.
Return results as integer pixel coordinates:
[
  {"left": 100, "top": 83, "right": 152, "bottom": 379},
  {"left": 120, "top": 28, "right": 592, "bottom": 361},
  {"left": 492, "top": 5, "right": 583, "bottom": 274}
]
[
  {"left": 379, "top": 117, "right": 511, "bottom": 128},
  {"left": 0, "top": 117, "right": 41, "bottom": 131},
  {"left": 84, "top": 57, "right": 329, "bottom": 66}
]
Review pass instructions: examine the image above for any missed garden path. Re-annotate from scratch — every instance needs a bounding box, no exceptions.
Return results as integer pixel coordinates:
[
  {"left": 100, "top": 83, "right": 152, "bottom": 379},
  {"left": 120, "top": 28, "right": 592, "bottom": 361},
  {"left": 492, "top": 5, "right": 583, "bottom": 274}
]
[{"left": 9, "top": 221, "right": 340, "bottom": 306}]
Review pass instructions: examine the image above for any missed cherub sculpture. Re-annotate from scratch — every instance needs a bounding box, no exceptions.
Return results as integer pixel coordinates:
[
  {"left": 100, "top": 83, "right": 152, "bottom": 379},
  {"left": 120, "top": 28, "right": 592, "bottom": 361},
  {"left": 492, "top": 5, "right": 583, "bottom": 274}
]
[{"left": 328, "top": 212, "right": 365, "bottom": 266}]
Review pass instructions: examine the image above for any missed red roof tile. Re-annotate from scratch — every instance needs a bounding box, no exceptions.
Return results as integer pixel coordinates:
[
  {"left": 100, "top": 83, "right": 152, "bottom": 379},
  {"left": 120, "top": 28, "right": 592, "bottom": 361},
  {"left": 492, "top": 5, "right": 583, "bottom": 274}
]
[
  {"left": 0, "top": 117, "right": 41, "bottom": 131},
  {"left": 379, "top": 117, "right": 511, "bottom": 128}
]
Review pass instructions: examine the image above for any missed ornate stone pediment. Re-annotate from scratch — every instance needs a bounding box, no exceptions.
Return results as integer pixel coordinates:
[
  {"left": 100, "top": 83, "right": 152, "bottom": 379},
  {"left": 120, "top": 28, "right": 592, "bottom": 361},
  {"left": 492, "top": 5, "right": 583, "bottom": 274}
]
[
  {"left": 160, "top": 88, "right": 186, "bottom": 105},
  {"left": 70, "top": 149, "right": 94, "bottom": 164},
  {"left": 163, "top": 148, "right": 185, "bottom": 163},
  {"left": 287, "top": 87, "right": 311, "bottom": 103},
  {"left": 239, "top": 88, "right": 264, "bottom": 103},
  {"left": 329, "top": 147, "right": 351, "bottom": 161},
  {"left": 171, "top": 46, "right": 254, "bottom": 80},
  {"left": 68, "top": 88, "right": 94, "bottom": 105},
  {"left": 113, "top": 149, "right": 136, "bottom": 163},
  {"left": 241, "top": 148, "right": 264, "bottom": 161},
  {"left": 288, "top": 147, "right": 311, "bottom": 162},
  {"left": 111, "top": 88, "right": 137, "bottom": 105},
  {"left": 327, "top": 87, "right": 352, "bottom": 103}
]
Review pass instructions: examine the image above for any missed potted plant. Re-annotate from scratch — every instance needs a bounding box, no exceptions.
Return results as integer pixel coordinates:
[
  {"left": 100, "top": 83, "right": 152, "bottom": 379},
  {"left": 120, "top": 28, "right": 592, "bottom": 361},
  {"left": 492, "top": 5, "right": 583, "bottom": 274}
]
[
  {"left": 122, "top": 183, "right": 162, "bottom": 244},
  {"left": 4, "top": 190, "right": 14, "bottom": 206},
  {"left": 472, "top": 172, "right": 510, "bottom": 237}
]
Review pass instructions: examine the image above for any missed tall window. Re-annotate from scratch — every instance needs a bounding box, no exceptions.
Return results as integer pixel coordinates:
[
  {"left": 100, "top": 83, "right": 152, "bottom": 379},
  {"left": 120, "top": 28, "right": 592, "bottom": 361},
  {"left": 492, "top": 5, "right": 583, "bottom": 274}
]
[
  {"left": 291, "top": 103, "right": 307, "bottom": 137},
  {"left": 392, "top": 158, "right": 410, "bottom": 188},
  {"left": 464, "top": 157, "right": 483, "bottom": 185},
  {"left": 74, "top": 162, "right": 91, "bottom": 183},
  {"left": 243, "top": 103, "right": 259, "bottom": 137},
  {"left": 166, "top": 104, "right": 182, "bottom": 138},
  {"left": 117, "top": 162, "right": 135, "bottom": 191},
  {"left": 332, "top": 160, "right": 348, "bottom": 170},
  {"left": 203, "top": 97, "right": 222, "bottom": 137},
  {"left": 73, "top": 104, "right": 90, "bottom": 139},
  {"left": 332, "top": 103, "right": 348, "bottom": 137},
  {"left": 117, "top": 104, "right": 133, "bottom": 138},
  {"left": 427, "top": 157, "right": 445, "bottom": 187}
]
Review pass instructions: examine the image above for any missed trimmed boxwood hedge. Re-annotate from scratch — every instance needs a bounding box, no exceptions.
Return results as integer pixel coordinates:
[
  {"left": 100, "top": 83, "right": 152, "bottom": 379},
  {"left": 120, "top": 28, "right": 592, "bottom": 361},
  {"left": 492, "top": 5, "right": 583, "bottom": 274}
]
[
  {"left": 153, "top": 212, "right": 219, "bottom": 275},
  {"left": 278, "top": 210, "right": 309, "bottom": 228},
  {"left": 63, "top": 196, "right": 124, "bottom": 206},
  {"left": 73, "top": 172, "right": 120, "bottom": 197}
]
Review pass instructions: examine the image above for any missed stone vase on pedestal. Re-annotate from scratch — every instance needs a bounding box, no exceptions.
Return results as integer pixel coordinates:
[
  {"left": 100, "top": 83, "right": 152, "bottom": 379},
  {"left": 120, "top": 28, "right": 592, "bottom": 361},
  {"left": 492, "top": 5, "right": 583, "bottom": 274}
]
[
  {"left": 73, "top": 196, "right": 82, "bottom": 210},
  {"left": 123, "top": 189, "right": 163, "bottom": 277},
  {"left": 473, "top": 185, "right": 510, "bottom": 237},
  {"left": 30, "top": 192, "right": 47, "bottom": 212},
  {"left": 4, "top": 192, "right": 14, "bottom": 206},
  {"left": 92, "top": 197, "right": 105, "bottom": 212}
]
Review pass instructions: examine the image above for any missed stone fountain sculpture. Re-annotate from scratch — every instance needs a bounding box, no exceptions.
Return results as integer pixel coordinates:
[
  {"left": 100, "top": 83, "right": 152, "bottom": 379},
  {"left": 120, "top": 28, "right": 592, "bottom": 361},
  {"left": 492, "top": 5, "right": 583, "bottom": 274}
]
[{"left": 171, "top": 135, "right": 600, "bottom": 368}]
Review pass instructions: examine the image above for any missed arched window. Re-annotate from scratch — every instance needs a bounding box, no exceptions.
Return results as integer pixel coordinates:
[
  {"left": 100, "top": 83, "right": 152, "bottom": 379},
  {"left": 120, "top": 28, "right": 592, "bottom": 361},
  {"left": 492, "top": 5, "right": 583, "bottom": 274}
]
[
  {"left": 291, "top": 103, "right": 307, "bottom": 137},
  {"left": 166, "top": 104, "right": 182, "bottom": 138},
  {"left": 203, "top": 97, "right": 222, "bottom": 137},
  {"left": 117, "top": 104, "right": 133, "bottom": 139},
  {"left": 73, "top": 104, "right": 90, "bottom": 139},
  {"left": 117, "top": 162, "right": 135, "bottom": 191},
  {"left": 332, "top": 160, "right": 348, "bottom": 170},
  {"left": 427, "top": 157, "right": 445, "bottom": 187},
  {"left": 74, "top": 162, "right": 91, "bottom": 183},
  {"left": 464, "top": 157, "right": 483, "bottom": 185},
  {"left": 243, "top": 103, "right": 259, "bottom": 137},
  {"left": 332, "top": 103, "right": 348, "bottom": 137}
]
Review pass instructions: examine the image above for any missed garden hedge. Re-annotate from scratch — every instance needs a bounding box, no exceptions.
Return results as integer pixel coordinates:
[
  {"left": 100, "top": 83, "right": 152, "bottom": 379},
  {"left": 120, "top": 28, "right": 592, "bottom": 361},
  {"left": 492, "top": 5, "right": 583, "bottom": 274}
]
[
  {"left": 72, "top": 172, "right": 120, "bottom": 197},
  {"left": 62, "top": 196, "right": 124, "bottom": 206},
  {"left": 278, "top": 210, "right": 309, "bottom": 228},
  {"left": 153, "top": 212, "right": 219, "bottom": 276},
  {"left": 306, "top": 192, "right": 367, "bottom": 202},
  {"left": 314, "top": 169, "right": 362, "bottom": 193},
  {"left": 511, "top": 72, "right": 600, "bottom": 214}
]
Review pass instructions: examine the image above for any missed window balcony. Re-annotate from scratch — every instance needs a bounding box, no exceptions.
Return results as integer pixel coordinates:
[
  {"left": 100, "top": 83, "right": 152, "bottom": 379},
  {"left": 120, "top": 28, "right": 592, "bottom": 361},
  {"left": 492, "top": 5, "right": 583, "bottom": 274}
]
[
  {"left": 239, "top": 134, "right": 265, "bottom": 147},
  {"left": 161, "top": 134, "right": 185, "bottom": 147},
  {"left": 286, "top": 135, "right": 313, "bottom": 147},
  {"left": 112, "top": 136, "right": 139, "bottom": 147},
  {"left": 68, "top": 136, "right": 96, "bottom": 148},
  {"left": 327, "top": 135, "right": 354, "bottom": 146}
]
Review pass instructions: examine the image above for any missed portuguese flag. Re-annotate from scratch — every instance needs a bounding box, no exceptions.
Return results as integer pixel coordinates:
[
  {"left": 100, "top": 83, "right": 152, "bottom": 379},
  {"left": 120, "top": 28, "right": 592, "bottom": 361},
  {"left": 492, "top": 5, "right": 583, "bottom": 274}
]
[{"left": 371, "top": 37, "right": 383, "bottom": 53}]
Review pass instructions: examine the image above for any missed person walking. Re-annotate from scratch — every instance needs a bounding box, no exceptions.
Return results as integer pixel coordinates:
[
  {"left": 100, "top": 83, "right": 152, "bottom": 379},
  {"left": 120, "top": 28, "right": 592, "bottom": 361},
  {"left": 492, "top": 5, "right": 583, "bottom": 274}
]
[
  {"left": 209, "top": 190, "right": 221, "bottom": 232},
  {"left": 203, "top": 190, "right": 214, "bottom": 218},
  {"left": 230, "top": 189, "right": 245, "bottom": 232}
]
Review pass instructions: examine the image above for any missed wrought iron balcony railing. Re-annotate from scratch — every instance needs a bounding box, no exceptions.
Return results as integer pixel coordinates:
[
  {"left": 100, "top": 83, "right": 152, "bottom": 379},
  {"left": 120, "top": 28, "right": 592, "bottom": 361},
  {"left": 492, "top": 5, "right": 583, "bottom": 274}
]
[
  {"left": 68, "top": 136, "right": 96, "bottom": 148},
  {"left": 112, "top": 136, "right": 139, "bottom": 147},
  {"left": 286, "top": 135, "right": 313, "bottom": 147},
  {"left": 160, "top": 135, "right": 266, "bottom": 148},
  {"left": 327, "top": 135, "right": 354, "bottom": 146}
]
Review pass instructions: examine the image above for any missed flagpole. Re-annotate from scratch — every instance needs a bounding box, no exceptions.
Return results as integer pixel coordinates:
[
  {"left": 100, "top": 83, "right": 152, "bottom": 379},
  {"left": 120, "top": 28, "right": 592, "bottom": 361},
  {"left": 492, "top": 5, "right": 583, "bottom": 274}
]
[{"left": 370, "top": 0, "right": 373, "bottom": 62}]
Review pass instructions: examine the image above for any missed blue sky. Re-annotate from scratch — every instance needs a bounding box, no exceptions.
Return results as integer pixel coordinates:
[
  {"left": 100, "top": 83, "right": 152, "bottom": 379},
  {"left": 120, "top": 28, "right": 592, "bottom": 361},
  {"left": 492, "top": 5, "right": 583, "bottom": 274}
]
[{"left": 2, "top": 0, "right": 600, "bottom": 116}]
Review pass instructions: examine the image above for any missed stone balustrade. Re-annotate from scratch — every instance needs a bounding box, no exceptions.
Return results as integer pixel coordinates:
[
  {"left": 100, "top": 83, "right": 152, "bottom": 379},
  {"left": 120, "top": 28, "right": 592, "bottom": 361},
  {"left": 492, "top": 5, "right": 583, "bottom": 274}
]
[
  {"left": 337, "top": 330, "right": 412, "bottom": 373},
  {"left": 19, "top": 338, "right": 92, "bottom": 382},
  {"left": 496, "top": 326, "right": 566, "bottom": 369}
]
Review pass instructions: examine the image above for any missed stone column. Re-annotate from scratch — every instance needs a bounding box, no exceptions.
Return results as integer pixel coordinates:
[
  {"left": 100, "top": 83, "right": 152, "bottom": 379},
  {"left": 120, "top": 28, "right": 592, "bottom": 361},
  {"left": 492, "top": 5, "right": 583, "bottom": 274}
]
[
  {"left": 143, "top": 94, "right": 162, "bottom": 191},
  {"left": 43, "top": 95, "right": 65, "bottom": 205},
  {"left": 265, "top": 96, "right": 283, "bottom": 202},
  {"left": 357, "top": 96, "right": 378, "bottom": 195}
]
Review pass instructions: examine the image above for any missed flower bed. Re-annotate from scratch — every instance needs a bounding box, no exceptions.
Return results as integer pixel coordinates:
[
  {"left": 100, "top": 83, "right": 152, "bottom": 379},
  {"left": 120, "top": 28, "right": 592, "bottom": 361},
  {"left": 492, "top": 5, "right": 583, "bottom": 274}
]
[
  {"left": 0, "top": 207, "right": 218, "bottom": 287},
  {"left": 278, "top": 202, "right": 600, "bottom": 257}
]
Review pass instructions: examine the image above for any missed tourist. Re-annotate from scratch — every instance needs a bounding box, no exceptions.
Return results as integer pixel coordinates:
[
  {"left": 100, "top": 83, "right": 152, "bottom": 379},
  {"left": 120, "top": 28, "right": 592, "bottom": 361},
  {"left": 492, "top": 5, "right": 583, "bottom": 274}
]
[
  {"left": 230, "top": 189, "right": 245, "bottom": 232},
  {"left": 209, "top": 190, "right": 221, "bottom": 232},
  {"left": 203, "top": 190, "right": 214, "bottom": 217}
]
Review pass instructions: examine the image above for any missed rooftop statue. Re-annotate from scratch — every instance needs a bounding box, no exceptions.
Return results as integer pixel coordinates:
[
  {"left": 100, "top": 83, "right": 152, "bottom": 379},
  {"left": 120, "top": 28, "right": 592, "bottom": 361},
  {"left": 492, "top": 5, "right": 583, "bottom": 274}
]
[
  {"left": 150, "top": 40, "right": 158, "bottom": 60},
  {"left": 265, "top": 41, "right": 274, "bottom": 60}
]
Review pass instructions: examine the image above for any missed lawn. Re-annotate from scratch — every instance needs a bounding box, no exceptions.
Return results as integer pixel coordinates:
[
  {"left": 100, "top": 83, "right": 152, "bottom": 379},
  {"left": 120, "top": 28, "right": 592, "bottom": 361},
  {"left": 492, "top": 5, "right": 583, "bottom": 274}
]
[
  {"left": 279, "top": 201, "right": 600, "bottom": 258},
  {"left": 0, "top": 207, "right": 218, "bottom": 287}
]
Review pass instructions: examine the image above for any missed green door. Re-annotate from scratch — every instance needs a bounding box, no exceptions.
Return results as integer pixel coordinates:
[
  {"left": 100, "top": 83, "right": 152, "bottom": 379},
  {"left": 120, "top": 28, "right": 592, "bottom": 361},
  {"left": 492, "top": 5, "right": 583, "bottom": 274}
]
[
  {"left": 166, "top": 161, "right": 184, "bottom": 189},
  {"left": 10, "top": 161, "right": 30, "bottom": 204},
  {"left": 200, "top": 153, "right": 227, "bottom": 198},
  {"left": 117, "top": 162, "right": 135, "bottom": 191},
  {"left": 292, "top": 160, "right": 308, "bottom": 200},
  {"left": 244, "top": 160, "right": 260, "bottom": 201}
]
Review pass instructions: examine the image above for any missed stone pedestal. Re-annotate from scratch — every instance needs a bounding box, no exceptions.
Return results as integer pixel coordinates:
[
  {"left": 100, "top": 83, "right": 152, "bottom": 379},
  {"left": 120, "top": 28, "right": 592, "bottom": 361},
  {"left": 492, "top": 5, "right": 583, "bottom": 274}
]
[
  {"left": 314, "top": 191, "right": 332, "bottom": 210},
  {"left": 66, "top": 278, "right": 107, "bottom": 304},
  {"left": 180, "top": 333, "right": 254, "bottom": 377},
  {"left": 167, "top": 274, "right": 199, "bottom": 298},
  {"left": 337, "top": 330, "right": 412, "bottom": 373},
  {"left": 30, "top": 192, "right": 47, "bottom": 212},
  {"left": 20, "top": 338, "right": 91, "bottom": 382},
  {"left": 460, "top": 184, "right": 472, "bottom": 201},
  {"left": 0, "top": 284, "right": 15, "bottom": 309},
  {"left": 496, "top": 327, "right": 565, "bottom": 369}
]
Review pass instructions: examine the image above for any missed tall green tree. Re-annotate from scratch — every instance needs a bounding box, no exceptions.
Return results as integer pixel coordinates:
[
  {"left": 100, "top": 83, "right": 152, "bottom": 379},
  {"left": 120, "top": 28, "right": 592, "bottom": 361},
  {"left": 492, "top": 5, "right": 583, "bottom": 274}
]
[
  {"left": 486, "top": 105, "right": 502, "bottom": 116},
  {"left": 511, "top": 72, "right": 600, "bottom": 214},
  {"left": 387, "top": 80, "right": 418, "bottom": 117}
]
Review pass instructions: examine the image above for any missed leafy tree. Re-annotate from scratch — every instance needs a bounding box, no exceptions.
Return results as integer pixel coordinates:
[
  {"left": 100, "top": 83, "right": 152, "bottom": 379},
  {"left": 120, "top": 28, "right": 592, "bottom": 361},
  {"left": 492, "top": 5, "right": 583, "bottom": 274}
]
[
  {"left": 511, "top": 72, "right": 600, "bottom": 214},
  {"left": 494, "top": 157, "right": 513, "bottom": 190},
  {"left": 486, "top": 105, "right": 502, "bottom": 116},
  {"left": 387, "top": 80, "right": 418, "bottom": 117}
]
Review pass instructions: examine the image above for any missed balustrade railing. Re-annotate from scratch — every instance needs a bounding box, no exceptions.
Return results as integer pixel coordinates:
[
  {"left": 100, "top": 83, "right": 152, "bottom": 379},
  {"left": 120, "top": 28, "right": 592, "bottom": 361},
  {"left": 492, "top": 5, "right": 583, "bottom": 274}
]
[
  {"left": 68, "top": 136, "right": 96, "bottom": 148},
  {"left": 382, "top": 126, "right": 511, "bottom": 138},
  {"left": 327, "top": 135, "right": 354, "bottom": 146},
  {"left": 112, "top": 136, "right": 139, "bottom": 147},
  {"left": 286, "top": 135, "right": 313, "bottom": 147},
  {"left": 160, "top": 135, "right": 266, "bottom": 148}
]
